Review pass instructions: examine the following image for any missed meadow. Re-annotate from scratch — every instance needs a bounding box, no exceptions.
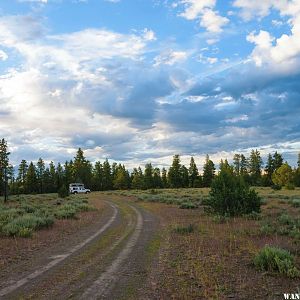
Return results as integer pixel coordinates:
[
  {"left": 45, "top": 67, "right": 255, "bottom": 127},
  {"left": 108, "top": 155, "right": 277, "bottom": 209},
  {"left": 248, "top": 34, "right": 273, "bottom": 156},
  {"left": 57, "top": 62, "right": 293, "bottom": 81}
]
[
  {"left": 1, "top": 188, "right": 300, "bottom": 298},
  {"left": 107, "top": 187, "right": 300, "bottom": 298},
  {"left": 0, "top": 194, "right": 93, "bottom": 237}
]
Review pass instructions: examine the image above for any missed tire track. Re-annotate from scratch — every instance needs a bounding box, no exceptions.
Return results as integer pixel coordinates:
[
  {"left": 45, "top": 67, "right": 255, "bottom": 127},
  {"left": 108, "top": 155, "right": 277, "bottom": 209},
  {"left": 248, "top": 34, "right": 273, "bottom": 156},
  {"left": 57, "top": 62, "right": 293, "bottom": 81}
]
[
  {"left": 80, "top": 204, "right": 143, "bottom": 300},
  {"left": 0, "top": 202, "right": 118, "bottom": 298}
]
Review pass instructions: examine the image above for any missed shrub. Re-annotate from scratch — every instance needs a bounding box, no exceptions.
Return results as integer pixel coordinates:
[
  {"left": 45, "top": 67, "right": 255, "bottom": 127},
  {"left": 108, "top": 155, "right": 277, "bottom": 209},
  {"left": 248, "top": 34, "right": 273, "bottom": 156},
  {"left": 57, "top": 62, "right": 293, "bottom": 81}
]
[
  {"left": 254, "top": 246, "right": 299, "bottom": 278},
  {"left": 260, "top": 224, "right": 275, "bottom": 235},
  {"left": 179, "top": 202, "right": 198, "bottom": 209},
  {"left": 212, "top": 214, "right": 229, "bottom": 223},
  {"left": 2, "top": 214, "right": 54, "bottom": 237},
  {"left": 208, "top": 169, "right": 261, "bottom": 216},
  {"left": 58, "top": 185, "right": 69, "bottom": 198},
  {"left": 271, "top": 184, "right": 282, "bottom": 190},
  {"left": 173, "top": 224, "right": 194, "bottom": 234},
  {"left": 245, "top": 211, "right": 261, "bottom": 220},
  {"left": 291, "top": 199, "right": 300, "bottom": 208},
  {"left": 285, "top": 182, "right": 295, "bottom": 190},
  {"left": 278, "top": 214, "right": 294, "bottom": 226}
]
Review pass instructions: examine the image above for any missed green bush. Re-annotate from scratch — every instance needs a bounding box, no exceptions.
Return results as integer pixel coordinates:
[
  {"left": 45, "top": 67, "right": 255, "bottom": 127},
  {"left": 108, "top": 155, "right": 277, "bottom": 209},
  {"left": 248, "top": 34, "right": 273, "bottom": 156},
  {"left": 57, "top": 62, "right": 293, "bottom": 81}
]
[
  {"left": 285, "top": 182, "right": 295, "bottom": 190},
  {"left": 179, "top": 202, "right": 198, "bottom": 209},
  {"left": 245, "top": 211, "right": 262, "bottom": 220},
  {"left": 278, "top": 214, "right": 294, "bottom": 226},
  {"left": 291, "top": 199, "right": 300, "bottom": 208},
  {"left": 271, "top": 184, "right": 282, "bottom": 190},
  {"left": 254, "top": 246, "right": 300, "bottom": 278},
  {"left": 173, "top": 224, "right": 194, "bottom": 234},
  {"left": 208, "top": 170, "right": 261, "bottom": 216},
  {"left": 2, "top": 214, "right": 54, "bottom": 237},
  {"left": 260, "top": 224, "right": 276, "bottom": 235},
  {"left": 212, "top": 214, "right": 229, "bottom": 224},
  {"left": 58, "top": 185, "right": 69, "bottom": 198}
]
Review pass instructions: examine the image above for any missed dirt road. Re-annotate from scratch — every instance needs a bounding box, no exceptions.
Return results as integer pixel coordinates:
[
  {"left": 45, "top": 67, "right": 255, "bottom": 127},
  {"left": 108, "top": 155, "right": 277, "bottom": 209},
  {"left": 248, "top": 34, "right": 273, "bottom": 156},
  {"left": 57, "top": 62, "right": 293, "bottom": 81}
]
[{"left": 0, "top": 195, "right": 158, "bottom": 299}]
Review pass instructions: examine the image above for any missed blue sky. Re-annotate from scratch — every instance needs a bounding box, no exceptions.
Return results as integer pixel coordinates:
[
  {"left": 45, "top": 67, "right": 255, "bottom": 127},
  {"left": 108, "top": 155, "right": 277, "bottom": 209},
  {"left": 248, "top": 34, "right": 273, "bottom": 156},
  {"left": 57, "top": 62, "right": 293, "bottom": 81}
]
[{"left": 0, "top": 0, "right": 300, "bottom": 169}]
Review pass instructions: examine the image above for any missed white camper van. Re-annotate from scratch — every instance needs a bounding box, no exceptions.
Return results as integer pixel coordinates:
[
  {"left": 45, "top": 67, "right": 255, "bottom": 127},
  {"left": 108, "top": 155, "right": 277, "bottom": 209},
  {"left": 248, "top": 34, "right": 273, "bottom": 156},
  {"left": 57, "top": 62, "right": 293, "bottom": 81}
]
[{"left": 69, "top": 183, "right": 91, "bottom": 194}]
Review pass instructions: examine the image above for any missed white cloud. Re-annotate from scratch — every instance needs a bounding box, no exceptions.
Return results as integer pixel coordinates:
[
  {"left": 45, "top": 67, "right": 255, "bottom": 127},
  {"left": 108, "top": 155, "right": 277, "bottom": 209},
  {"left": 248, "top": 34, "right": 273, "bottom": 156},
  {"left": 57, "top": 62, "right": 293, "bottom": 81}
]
[
  {"left": 179, "top": 0, "right": 216, "bottom": 20},
  {"left": 242, "top": 1, "right": 300, "bottom": 71},
  {"left": 200, "top": 8, "right": 229, "bottom": 33},
  {"left": 178, "top": 0, "right": 229, "bottom": 33},
  {"left": 154, "top": 50, "right": 188, "bottom": 66},
  {"left": 0, "top": 50, "right": 8, "bottom": 61}
]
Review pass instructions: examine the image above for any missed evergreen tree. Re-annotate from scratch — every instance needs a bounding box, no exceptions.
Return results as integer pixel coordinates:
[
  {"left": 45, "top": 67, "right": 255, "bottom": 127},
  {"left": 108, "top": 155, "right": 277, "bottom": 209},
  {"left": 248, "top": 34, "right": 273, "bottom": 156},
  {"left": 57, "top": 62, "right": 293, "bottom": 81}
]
[
  {"left": 202, "top": 155, "right": 215, "bottom": 187},
  {"left": 168, "top": 155, "right": 182, "bottom": 188},
  {"left": 56, "top": 162, "right": 64, "bottom": 191},
  {"left": 153, "top": 167, "right": 162, "bottom": 188},
  {"left": 102, "top": 159, "right": 113, "bottom": 190},
  {"left": 248, "top": 149, "right": 263, "bottom": 185},
  {"left": 144, "top": 163, "right": 154, "bottom": 189},
  {"left": 273, "top": 151, "right": 283, "bottom": 170},
  {"left": 64, "top": 161, "right": 74, "bottom": 188},
  {"left": 180, "top": 165, "right": 189, "bottom": 188},
  {"left": 113, "top": 165, "right": 129, "bottom": 190},
  {"left": 36, "top": 158, "right": 45, "bottom": 193},
  {"left": 233, "top": 154, "right": 241, "bottom": 175},
  {"left": 73, "top": 148, "right": 92, "bottom": 187},
  {"left": 298, "top": 153, "right": 300, "bottom": 168},
  {"left": 161, "top": 167, "right": 168, "bottom": 188},
  {"left": 188, "top": 157, "right": 198, "bottom": 187},
  {"left": 49, "top": 161, "right": 56, "bottom": 192},
  {"left": 0, "top": 138, "right": 10, "bottom": 199},
  {"left": 25, "top": 162, "right": 37, "bottom": 194},
  {"left": 264, "top": 154, "right": 274, "bottom": 186},
  {"left": 93, "top": 161, "right": 103, "bottom": 191},
  {"left": 18, "top": 159, "right": 28, "bottom": 194},
  {"left": 131, "top": 167, "right": 145, "bottom": 189}
]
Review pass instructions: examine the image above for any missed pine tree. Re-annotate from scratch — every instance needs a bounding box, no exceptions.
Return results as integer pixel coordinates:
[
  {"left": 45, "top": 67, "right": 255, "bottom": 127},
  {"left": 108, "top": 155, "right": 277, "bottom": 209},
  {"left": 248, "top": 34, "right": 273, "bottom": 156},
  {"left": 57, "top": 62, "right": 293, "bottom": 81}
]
[
  {"left": 273, "top": 151, "right": 283, "bottom": 170},
  {"left": 264, "top": 153, "right": 274, "bottom": 186},
  {"left": 248, "top": 149, "right": 263, "bottom": 185},
  {"left": 36, "top": 158, "right": 45, "bottom": 193},
  {"left": 188, "top": 157, "right": 198, "bottom": 187},
  {"left": 73, "top": 148, "right": 92, "bottom": 187},
  {"left": 233, "top": 154, "right": 241, "bottom": 175},
  {"left": 56, "top": 162, "right": 64, "bottom": 191},
  {"left": 298, "top": 153, "right": 300, "bottom": 168},
  {"left": 180, "top": 165, "right": 189, "bottom": 188},
  {"left": 153, "top": 167, "right": 162, "bottom": 188},
  {"left": 49, "top": 161, "right": 56, "bottom": 192},
  {"left": 18, "top": 159, "right": 28, "bottom": 194},
  {"left": 131, "top": 167, "right": 145, "bottom": 189},
  {"left": 161, "top": 167, "right": 168, "bottom": 188},
  {"left": 25, "top": 162, "right": 37, "bottom": 194},
  {"left": 168, "top": 155, "right": 182, "bottom": 188},
  {"left": 144, "top": 163, "right": 154, "bottom": 189},
  {"left": 93, "top": 161, "right": 103, "bottom": 191},
  {"left": 113, "top": 165, "right": 129, "bottom": 190},
  {"left": 202, "top": 155, "right": 215, "bottom": 187},
  {"left": 102, "top": 159, "right": 113, "bottom": 190},
  {"left": 0, "top": 138, "right": 10, "bottom": 199}
]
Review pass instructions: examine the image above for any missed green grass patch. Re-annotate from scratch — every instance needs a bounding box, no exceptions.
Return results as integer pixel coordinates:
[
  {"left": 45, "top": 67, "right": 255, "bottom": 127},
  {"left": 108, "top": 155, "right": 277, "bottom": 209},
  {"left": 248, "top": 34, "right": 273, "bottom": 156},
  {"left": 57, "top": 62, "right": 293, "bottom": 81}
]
[{"left": 254, "top": 246, "right": 300, "bottom": 278}]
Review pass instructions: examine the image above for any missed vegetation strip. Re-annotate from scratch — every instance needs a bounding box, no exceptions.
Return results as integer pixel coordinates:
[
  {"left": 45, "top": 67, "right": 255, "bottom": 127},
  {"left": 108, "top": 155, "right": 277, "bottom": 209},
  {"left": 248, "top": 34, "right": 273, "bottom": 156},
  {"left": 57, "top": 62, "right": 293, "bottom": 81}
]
[
  {"left": 80, "top": 204, "right": 143, "bottom": 299},
  {"left": 0, "top": 202, "right": 118, "bottom": 297}
]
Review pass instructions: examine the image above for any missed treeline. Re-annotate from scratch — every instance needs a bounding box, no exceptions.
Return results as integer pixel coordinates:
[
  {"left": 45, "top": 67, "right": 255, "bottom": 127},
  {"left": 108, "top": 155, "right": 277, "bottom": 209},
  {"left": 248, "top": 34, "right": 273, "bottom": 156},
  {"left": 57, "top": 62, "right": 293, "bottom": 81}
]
[{"left": 1, "top": 138, "right": 300, "bottom": 196}]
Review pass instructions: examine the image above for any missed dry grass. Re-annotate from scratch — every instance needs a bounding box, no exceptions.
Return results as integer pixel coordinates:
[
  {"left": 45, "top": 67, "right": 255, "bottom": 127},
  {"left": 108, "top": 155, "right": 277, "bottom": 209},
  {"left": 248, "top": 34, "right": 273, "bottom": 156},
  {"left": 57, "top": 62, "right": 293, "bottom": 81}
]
[{"left": 112, "top": 187, "right": 300, "bottom": 299}]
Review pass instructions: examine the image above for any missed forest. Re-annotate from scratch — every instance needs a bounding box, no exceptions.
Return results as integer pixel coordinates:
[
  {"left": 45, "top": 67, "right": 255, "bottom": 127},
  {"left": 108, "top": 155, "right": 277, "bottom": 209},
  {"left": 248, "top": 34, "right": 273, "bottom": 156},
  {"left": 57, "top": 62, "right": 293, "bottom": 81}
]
[{"left": 1, "top": 138, "right": 300, "bottom": 196}]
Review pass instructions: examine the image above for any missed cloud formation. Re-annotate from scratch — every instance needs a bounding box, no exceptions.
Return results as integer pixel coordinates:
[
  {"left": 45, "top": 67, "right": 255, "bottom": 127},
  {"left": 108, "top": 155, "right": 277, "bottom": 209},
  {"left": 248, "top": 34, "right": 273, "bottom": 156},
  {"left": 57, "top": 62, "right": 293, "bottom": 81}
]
[{"left": 0, "top": 0, "right": 299, "bottom": 168}]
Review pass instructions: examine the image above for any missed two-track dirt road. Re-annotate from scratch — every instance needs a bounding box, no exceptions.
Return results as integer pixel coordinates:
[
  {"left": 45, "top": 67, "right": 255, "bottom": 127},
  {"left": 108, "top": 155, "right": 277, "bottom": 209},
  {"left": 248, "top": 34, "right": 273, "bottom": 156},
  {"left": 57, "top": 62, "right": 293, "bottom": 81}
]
[{"left": 0, "top": 194, "right": 158, "bottom": 299}]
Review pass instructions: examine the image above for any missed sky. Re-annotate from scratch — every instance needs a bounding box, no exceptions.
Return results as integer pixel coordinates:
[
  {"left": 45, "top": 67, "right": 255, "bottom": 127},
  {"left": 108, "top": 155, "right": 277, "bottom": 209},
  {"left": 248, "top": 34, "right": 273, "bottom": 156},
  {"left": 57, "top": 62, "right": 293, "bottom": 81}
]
[{"left": 0, "top": 0, "right": 300, "bottom": 169}]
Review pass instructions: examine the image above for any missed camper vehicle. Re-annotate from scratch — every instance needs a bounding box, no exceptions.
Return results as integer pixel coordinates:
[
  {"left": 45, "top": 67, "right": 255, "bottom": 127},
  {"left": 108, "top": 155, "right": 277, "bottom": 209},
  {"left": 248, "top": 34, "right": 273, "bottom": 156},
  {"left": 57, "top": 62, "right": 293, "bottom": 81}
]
[{"left": 69, "top": 183, "right": 91, "bottom": 194}]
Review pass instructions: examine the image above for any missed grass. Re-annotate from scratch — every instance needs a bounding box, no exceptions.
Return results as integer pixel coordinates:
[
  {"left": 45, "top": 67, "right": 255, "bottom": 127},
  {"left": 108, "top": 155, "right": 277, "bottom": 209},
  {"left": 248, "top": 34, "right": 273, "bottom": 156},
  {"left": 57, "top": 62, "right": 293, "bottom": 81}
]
[
  {"left": 254, "top": 246, "right": 300, "bottom": 278},
  {"left": 132, "top": 187, "right": 300, "bottom": 299},
  {"left": 173, "top": 224, "right": 195, "bottom": 234},
  {"left": 0, "top": 194, "right": 94, "bottom": 237}
]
